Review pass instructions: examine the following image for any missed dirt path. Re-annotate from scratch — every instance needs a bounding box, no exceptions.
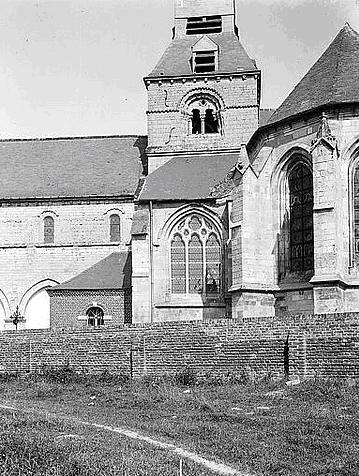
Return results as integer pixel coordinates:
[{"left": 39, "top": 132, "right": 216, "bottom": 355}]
[{"left": 0, "top": 402, "right": 256, "bottom": 476}]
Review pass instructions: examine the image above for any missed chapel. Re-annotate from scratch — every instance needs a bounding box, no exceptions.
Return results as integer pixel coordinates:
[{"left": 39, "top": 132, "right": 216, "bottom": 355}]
[{"left": 0, "top": 0, "right": 359, "bottom": 329}]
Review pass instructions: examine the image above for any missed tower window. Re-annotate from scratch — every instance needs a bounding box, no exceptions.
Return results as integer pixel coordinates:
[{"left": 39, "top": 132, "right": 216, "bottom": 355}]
[
  {"left": 204, "top": 109, "right": 218, "bottom": 134},
  {"left": 192, "top": 109, "right": 201, "bottom": 134},
  {"left": 186, "top": 16, "right": 222, "bottom": 35},
  {"left": 110, "top": 214, "right": 121, "bottom": 242},
  {"left": 44, "top": 216, "right": 54, "bottom": 244},
  {"left": 193, "top": 51, "right": 216, "bottom": 73}
]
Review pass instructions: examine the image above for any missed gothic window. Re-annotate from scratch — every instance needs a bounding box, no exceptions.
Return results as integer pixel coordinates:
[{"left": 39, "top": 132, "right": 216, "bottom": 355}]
[
  {"left": 110, "top": 214, "right": 121, "bottom": 242},
  {"left": 170, "top": 214, "right": 222, "bottom": 295},
  {"left": 186, "top": 16, "right": 222, "bottom": 35},
  {"left": 288, "top": 163, "right": 314, "bottom": 273},
  {"left": 353, "top": 166, "right": 359, "bottom": 260},
  {"left": 171, "top": 235, "right": 186, "bottom": 293},
  {"left": 86, "top": 306, "right": 104, "bottom": 327},
  {"left": 44, "top": 216, "right": 54, "bottom": 244},
  {"left": 189, "top": 98, "right": 220, "bottom": 135}
]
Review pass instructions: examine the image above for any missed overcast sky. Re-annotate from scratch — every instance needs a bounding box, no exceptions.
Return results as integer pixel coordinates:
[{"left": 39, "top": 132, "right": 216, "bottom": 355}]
[{"left": 0, "top": 0, "right": 357, "bottom": 139}]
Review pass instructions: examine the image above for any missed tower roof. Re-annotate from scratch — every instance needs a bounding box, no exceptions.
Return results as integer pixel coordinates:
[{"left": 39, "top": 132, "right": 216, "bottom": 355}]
[
  {"left": 268, "top": 24, "right": 359, "bottom": 125},
  {"left": 147, "top": 33, "right": 257, "bottom": 78}
]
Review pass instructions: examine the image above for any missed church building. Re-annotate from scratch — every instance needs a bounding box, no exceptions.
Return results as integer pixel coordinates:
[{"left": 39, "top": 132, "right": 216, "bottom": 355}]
[{"left": 0, "top": 0, "right": 359, "bottom": 329}]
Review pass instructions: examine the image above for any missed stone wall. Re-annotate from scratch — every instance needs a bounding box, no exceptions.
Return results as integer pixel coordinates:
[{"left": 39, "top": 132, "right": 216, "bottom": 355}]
[
  {"left": 0, "top": 200, "right": 133, "bottom": 328},
  {"left": 0, "top": 312, "right": 358, "bottom": 380},
  {"left": 146, "top": 76, "right": 259, "bottom": 173}
]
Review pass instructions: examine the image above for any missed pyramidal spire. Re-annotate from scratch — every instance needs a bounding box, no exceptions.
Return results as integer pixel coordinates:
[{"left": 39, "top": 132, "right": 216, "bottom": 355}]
[{"left": 268, "top": 23, "right": 359, "bottom": 125}]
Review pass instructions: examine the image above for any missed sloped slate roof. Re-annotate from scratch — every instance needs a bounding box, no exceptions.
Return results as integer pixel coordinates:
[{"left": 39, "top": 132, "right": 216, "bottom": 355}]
[
  {"left": 0, "top": 135, "right": 147, "bottom": 200},
  {"left": 268, "top": 24, "right": 359, "bottom": 125},
  {"left": 148, "top": 33, "right": 257, "bottom": 78},
  {"left": 131, "top": 209, "right": 149, "bottom": 235},
  {"left": 259, "top": 109, "right": 275, "bottom": 127},
  {"left": 51, "top": 252, "right": 131, "bottom": 291},
  {"left": 139, "top": 153, "right": 238, "bottom": 201}
]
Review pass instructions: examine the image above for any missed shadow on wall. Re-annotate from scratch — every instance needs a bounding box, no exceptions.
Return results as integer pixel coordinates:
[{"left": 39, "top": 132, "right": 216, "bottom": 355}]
[{"left": 134, "top": 136, "right": 148, "bottom": 176}]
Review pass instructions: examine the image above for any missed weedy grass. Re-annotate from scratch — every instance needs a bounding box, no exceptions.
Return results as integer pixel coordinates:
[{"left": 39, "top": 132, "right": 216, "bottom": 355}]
[
  {"left": 0, "top": 370, "right": 359, "bottom": 475},
  {"left": 0, "top": 409, "right": 214, "bottom": 476}
]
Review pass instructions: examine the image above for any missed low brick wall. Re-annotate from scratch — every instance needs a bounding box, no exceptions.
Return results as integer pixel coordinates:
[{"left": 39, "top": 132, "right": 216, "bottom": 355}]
[{"left": 0, "top": 313, "right": 358, "bottom": 379}]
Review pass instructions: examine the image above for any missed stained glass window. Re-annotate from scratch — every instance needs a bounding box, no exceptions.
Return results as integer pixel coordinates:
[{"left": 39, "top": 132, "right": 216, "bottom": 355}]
[
  {"left": 171, "top": 235, "right": 186, "bottom": 293},
  {"left": 189, "top": 234, "right": 203, "bottom": 293},
  {"left": 44, "top": 216, "right": 54, "bottom": 244},
  {"left": 206, "top": 234, "right": 221, "bottom": 294},
  {"left": 110, "top": 214, "right": 121, "bottom": 242},
  {"left": 288, "top": 163, "right": 314, "bottom": 273},
  {"left": 354, "top": 167, "right": 359, "bottom": 260},
  {"left": 170, "top": 214, "right": 221, "bottom": 295}
]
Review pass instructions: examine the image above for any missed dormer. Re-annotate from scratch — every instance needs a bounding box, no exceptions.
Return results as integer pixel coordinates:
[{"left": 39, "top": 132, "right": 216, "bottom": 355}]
[{"left": 191, "top": 36, "right": 219, "bottom": 73}]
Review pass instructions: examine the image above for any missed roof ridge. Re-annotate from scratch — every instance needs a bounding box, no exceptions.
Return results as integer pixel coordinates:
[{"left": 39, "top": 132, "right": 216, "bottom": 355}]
[{"left": 0, "top": 134, "right": 147, "bottom": 143}]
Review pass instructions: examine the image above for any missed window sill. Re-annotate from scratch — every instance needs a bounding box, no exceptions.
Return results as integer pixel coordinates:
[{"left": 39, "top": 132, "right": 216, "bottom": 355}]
[{"left": 156, "top": 295, "right": 225, "bottom": 308}]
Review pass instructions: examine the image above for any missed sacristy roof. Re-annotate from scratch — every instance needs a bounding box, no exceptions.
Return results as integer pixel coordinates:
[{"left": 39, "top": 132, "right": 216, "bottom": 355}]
[
  {"left": 268, "top": 24, "right": 359, "bottom": 125},
  {"left": 51, "top": 252, "right": 132, "bottom": 291},
  {"left": 147, "top": 33, "right": 258, "bottom": 78},
  {"left": 0, "top": 135, "right": 147, "bottom": 200}
]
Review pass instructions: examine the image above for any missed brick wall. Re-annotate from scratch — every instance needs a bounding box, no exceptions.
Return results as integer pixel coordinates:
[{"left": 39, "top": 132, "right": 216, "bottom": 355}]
[
  {"left": 0, "top": 312, "right": 358, "bottom": 379},
  {"left": 49, "top": 289, "right": 132, "bottom": 330}
]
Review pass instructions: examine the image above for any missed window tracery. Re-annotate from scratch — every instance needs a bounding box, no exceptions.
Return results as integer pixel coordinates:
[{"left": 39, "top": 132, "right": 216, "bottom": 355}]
[
  {"left": 170, "top": 214, "right": 222, "bottom": 295},
  {"left": 288, "top": 163, "right": 314, "bottom": 273}
]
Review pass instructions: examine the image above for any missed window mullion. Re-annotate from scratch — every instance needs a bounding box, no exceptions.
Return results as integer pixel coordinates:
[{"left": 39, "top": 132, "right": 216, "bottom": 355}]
[{"left": 203, "top": 237, "right": 206, "bottom": 294}]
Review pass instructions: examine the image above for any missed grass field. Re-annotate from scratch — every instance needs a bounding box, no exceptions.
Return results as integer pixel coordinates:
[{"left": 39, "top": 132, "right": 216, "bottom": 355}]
[{"left": 0, "top": 370, "right": 358, "bottom": 475}]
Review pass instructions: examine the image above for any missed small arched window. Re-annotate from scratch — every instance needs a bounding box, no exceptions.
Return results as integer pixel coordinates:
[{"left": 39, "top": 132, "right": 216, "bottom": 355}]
[
  {"left": 288, "top": 163, "right": 314, "bottom": 273},
  {"left": 110, "top": 214, "right": 121, "bottom": 242},
  {"left": 44, "top": 216, "right": 54, "bottom": 244},
  {"left": 170, "top": 214, "right": 222, "bottom": 295},
  {"left": 188, "top": 96, "right": 221, "bottom": 136},
  {"left": 204, "top": 109, "right": 218, "bottom": 134},
  {"left": 86, "top": 306, "right": 104, "bottom": 327},
  {"left": 192, "top": 109, "right": 201, "bottom": 134}
]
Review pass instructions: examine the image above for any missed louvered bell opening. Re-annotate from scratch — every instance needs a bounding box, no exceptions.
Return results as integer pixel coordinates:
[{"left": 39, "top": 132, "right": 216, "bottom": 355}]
[
  {"left": 186, "top": 16, "right": 222, "bottom": 35},
  {"left": 194, "top": 52, "right": 216, "bottom": 73}
]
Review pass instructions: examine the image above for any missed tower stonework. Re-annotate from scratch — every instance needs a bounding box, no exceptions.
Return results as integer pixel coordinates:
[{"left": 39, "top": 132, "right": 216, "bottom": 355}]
[{"left": 144, "top": 0, "right": 261, "bottom": 173}]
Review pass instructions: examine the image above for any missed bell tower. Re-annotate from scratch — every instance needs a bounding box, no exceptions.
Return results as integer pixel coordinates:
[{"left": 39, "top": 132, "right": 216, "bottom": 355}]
[{"left": 144, "top": 0, "right": 261, "bottom": 173}]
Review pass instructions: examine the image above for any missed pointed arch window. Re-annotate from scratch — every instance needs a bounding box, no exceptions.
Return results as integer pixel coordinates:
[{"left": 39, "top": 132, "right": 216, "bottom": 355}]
[
  {"left": 110, "top": 214, "right": 121, "bottom": 242},
  {"left": 353, "top": 165, "right": 359, "bottom": 262},
  {"left": 288, "top": 163, "right": 314, "bottom": 273},
  {"left": 44, "top": 216, "right": 54, "bottom": 244},
  {"left": 170, "top": 214, "right": 222, "bottom": 295}
]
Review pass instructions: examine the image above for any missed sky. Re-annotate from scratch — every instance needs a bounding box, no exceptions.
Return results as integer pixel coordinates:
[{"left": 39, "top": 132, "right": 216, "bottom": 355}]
[{"left": 0, "top": 0, "right": 357, "bottom": 139}]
